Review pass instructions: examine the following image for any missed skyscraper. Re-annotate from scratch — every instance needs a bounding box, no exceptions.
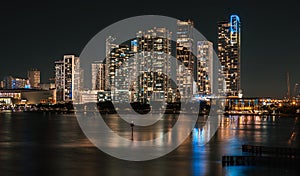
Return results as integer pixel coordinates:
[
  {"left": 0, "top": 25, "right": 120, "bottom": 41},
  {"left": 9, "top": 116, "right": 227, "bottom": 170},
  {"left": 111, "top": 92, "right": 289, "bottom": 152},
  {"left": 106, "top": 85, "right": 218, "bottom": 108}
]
[
  {"left": 196, "top": 41, "right": 213, "bottom": 96},
  {"left": 218, "top": 15, "right": 241, "bottom": 97},
  {"left": 54, "top": 60, "right": 64, "bottom": 102},
  {"left": 27, "top": 69, "right": 40, "bottom": 89},
  {"left": 54, "top": 55, "right": 82, "bottom": 103},
  {"left": 176, "top": 20, "right": 194, "bottom": 102},
  {"left": 108, "top": 45, "right": 134, "bottom": 102},
  {"left": 135, "top": 27, "right": 172, "bottom": 103},
  {"left": 105, "top": 36, "right": 118, "bottom": 91},
  {"left": 91, "top": 61, "right": 105, "bottom": 91}
]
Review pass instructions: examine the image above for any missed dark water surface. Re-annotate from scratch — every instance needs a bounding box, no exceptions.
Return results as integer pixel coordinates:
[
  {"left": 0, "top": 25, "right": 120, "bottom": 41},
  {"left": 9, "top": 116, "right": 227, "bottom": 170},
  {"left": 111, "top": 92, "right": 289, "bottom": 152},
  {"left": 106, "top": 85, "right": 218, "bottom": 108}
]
[{"left": 0, "top": 112, "right": 299, "bottom": 176}]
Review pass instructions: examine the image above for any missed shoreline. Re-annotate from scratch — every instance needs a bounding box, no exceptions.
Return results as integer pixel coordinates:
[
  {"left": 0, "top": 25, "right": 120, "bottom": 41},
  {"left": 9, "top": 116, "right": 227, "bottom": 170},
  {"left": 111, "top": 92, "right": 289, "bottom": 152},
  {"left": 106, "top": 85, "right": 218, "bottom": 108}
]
[{"left": 1, "top": 109, "right": 299, "bottom": 117}]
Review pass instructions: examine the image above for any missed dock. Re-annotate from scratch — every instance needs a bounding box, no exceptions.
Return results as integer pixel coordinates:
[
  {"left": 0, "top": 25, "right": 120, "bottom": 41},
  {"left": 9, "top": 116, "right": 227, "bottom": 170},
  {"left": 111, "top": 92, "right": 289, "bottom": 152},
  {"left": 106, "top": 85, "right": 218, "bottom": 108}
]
[
  {"left": 222, "top": 155, "right": 299, "bottom": 168},
  {"left": 222, "top": 145, "right": 300, "bottom": 168},
  {"left": 242, "top": 144, "right": 300, "bottom": 158}
]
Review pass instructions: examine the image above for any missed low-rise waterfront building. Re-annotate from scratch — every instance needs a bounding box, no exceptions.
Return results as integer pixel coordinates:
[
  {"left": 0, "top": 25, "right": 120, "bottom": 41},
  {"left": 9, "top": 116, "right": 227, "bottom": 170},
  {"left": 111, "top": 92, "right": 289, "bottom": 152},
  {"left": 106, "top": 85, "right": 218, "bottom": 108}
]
[{"left": 0, "top": 89, "right": 56, "bottom": 105}]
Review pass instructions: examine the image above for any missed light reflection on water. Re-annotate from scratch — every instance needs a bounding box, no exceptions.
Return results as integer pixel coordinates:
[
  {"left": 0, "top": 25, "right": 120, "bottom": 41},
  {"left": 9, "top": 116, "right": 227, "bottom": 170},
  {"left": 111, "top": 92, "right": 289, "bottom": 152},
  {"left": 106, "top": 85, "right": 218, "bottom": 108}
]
[
  {"left": 0, "top": 113, "right": 299, "bottom": 176},
  {"left": 191, "top": 115, "right": 299, "bottom": 175}
]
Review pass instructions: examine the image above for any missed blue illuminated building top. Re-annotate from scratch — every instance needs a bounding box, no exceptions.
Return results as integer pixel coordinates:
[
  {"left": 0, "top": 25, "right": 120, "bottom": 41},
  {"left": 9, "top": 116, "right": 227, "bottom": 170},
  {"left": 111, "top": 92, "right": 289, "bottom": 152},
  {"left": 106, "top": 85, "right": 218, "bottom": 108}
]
[
  {"left": 131, "top": 39, "right": 138, "bottom": 47},
  {"left": 230, "top": 15, "right": 240, "bottom": 33}
]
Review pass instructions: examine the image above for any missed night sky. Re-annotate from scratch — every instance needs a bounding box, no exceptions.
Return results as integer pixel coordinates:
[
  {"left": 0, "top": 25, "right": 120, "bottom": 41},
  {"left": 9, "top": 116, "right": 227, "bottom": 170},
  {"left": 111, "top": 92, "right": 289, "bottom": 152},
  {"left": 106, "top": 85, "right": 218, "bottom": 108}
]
[{"left": 0, "top": 0, "right": 299, "bottom": 98}]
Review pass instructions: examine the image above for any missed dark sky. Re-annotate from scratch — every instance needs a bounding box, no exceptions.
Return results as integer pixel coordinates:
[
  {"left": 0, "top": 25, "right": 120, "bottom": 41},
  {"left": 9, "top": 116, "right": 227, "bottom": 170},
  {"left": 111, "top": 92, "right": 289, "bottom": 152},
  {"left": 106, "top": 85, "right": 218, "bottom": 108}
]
[{"left": 0, "top": 0, "right": 299, "bottom": 98}]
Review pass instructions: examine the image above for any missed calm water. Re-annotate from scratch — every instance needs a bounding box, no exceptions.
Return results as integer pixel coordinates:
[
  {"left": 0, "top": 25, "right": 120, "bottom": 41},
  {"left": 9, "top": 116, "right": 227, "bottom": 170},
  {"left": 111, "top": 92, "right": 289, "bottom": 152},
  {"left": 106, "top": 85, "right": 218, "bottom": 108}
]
[{"left": 0, "top": 112, "right": 299, "bottom": 176}]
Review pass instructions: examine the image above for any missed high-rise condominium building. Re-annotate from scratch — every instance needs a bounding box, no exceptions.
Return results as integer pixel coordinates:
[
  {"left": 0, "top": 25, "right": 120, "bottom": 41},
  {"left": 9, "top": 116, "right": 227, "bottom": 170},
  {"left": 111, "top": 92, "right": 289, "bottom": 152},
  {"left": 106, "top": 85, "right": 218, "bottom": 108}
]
[
  {"left": 196, "top": 41, "right": 213, "bottom": 96},
  {"left": 176, "top": 19, "right": 194, "bottom": 102},
  {"left": 108, "top": 45, "right": 134, "bottom": 102},
  {"left": 91, "top": 61, "right": 105, "bottom": 91},
  {"left": 54, "top": 60, "right": 64, "bottom": 102},
  {"left": 105, "top": 36, "right": 118, "bottom": 91},
  {"left": 218, "top": 14, "right": 241, "bottom": 97},
  {"left": 135, "top": 27, "right": 172, "bottom": 103},
  {"left": 27, "top": 69, "right": 40, "bottom": 89},
  {"left": 55, "top": 55, "right": 82, "bottom": 103}
]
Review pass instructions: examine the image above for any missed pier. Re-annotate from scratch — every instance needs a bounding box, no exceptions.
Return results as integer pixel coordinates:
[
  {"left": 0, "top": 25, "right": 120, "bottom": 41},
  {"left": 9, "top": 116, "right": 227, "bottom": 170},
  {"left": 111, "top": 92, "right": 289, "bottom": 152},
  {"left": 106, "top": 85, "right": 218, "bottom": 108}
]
[
  {"left": 222, "top": 155, "right": 299, "bottom": 168},
  {"left": 242, "top": 144, "right": 300, "bottom": 158},
  {"left": 222, "top": 145, "right": 300, "bottom": 168}
]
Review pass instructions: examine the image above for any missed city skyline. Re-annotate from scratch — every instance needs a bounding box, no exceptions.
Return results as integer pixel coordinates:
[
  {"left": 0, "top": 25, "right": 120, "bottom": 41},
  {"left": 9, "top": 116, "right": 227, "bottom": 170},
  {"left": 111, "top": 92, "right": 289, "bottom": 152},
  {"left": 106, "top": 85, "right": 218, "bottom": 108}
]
[
  {"left": 0, "top": 1, "right": 299, "bottom": 98},
  {"left": 0, "top": 14, "right": 293, "bottom": 100},
  {"left": 51, "top": 21, "right": 217, "bottom": 104},
  {"left": 0, "top": 2, "right": 299, "bottom": 175},
  {"left": 1, "top": 15, "right": 229, "bottom": 105}
]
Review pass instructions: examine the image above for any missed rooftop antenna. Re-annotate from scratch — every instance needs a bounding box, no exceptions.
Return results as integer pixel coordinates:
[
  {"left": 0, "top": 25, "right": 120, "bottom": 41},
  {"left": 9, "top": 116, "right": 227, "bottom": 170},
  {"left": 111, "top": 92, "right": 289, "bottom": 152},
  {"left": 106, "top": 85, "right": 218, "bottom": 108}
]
[{"left": 287, "top": 72, "right": 290, "bottom": 100}]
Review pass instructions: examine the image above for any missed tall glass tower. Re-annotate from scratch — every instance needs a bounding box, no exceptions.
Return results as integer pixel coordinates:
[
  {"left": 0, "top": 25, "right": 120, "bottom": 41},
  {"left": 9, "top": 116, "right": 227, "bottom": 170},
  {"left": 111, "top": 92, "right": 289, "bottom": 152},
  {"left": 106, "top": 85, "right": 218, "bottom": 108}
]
[
  {"left": 135, "top": 27, "right": 172, "bottom": 103},
  {"left": 54, "top": 55, "right": 82, "bottom": 103},
  {"left": 109, "top": 45, "right": 134, "bottom": 103},
  {"left": 196, "top": 41, "right": 213, "bottom": 96},
  {"left": 91, "top": 61, "right": 105, "bottom": 91},
  {"left": 176, "top": 20, "right": 194, "bottom": 102},
  {"left": 218, "top": 15, "right": 241, "bottom": 97}
]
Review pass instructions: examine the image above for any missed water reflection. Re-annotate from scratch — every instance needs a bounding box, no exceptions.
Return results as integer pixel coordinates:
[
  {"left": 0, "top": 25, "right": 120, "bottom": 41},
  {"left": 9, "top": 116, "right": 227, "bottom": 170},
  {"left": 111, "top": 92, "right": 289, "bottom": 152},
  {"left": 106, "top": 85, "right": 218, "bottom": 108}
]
[
  {"left": 191, "top": 127, "right": 207, "bottom": 176},
  {"left": 0, "top": 113, "right": 299, "bottom": 175},
  {"left": 77, "top": 112, "right": 199, "bottom": 161},
  {"left": 191, "top": 115, "right": 299, "bottom": 176}
]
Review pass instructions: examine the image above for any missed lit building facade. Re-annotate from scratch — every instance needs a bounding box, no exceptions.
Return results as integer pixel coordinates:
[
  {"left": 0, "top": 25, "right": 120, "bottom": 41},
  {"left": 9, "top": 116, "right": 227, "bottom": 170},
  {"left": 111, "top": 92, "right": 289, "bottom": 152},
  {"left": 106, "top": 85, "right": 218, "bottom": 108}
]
[
  {"left": 3, "top": 76, "right": 30, "bottom": 89},
  {"left": 135, "top": 27, "right": 172, "bottom": 103},
  {"left": 54, "top": 55, "right": 82, "bottom": 103},
  {"left": 97, "top": 91, "right": 112, "bottom": 102},
  {"left": 108, "top": 45, "right": 134, "bottom": 103},
  {"left": 54, "top": 60, "right": 64, "bottom": 102},
  {"left": 3, "top": 76, "right": 14, "bottom": 89},
  {"left": 0, "top": 81, "right": 4, "bottom": 89},
  {"left": 0, "top": 89, "right": 56, "bottom": 105},
  {"left": 80, "top": 90, "right": 99, "bottom": 104},
  {"left": 218, "top": 15, "right": 241, "bottom": 97},
  {"left": 27, "top": 69, "right": 40, "bottom": 89},
  {"left": 105, "top": 36, "right": 118, "bottom": 91},
  {"left": 91, "top": 61, "right": 105, "bottom": 91},
  {"left": 176, "top": 20, "right": 194, "bottom": 102},
  {"left": 196, "top": 41, "right": 213, "bottom": 96}
]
